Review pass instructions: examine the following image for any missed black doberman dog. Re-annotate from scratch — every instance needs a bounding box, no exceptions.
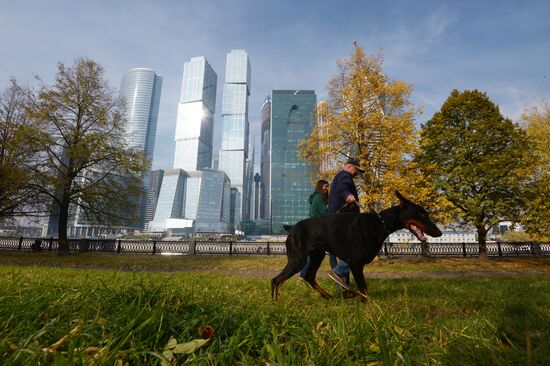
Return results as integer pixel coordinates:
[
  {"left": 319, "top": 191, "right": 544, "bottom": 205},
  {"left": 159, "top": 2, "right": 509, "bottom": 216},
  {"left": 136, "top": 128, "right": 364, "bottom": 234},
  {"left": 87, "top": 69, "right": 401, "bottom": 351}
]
[{"left": 271, "top": 191, "right": 442, "bottom": 302}]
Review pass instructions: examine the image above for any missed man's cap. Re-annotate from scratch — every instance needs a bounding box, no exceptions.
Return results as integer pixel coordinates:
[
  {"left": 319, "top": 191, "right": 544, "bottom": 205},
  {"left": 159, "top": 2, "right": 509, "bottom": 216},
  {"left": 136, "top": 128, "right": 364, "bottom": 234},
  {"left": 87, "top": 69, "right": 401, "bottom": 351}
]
[{"left": 346, "top": 158, "right": 365, "bottom": 173}]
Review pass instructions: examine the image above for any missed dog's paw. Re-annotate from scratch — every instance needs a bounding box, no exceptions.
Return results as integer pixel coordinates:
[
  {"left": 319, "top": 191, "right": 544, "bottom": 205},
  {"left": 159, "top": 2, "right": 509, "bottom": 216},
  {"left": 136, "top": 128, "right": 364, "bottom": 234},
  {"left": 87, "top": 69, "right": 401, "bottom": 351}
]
[{"left": 341, "top": 290, "right": 358, "bottom": 299}]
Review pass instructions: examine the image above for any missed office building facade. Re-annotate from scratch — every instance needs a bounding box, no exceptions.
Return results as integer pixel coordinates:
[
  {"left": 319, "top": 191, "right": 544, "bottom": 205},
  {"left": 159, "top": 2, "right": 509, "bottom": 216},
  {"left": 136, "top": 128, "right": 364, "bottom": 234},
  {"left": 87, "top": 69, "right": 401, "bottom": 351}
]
[
  {"left": 183, "top": 170, "right": 231, "bottom": 232},
  {"left": 253, "top": 173, "right": 261, "bottom": 220},
  {"left": 270, "top": 90, "right": 317, "bottom": 234},
  {"left": 149, "top": 169, "right": 188, "bottom": 232},
  {"left": 218, "top": 49, "right": 251, "bottom": 228},
  {"left": 145, "top": 169, "right": 164, "bottom": 226},
  {"left": 173, "top": 57, "right": 217, "bottom": 171},
  {"left": 243, "top": 143, "right": 255, "bottom": 221}
]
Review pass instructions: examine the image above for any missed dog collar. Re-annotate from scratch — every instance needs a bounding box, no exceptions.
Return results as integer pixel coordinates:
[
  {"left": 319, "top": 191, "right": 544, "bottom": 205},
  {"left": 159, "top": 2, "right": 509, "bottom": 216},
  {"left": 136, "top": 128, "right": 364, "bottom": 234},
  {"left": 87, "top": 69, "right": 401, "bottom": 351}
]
[
  {"left": 376, "top": 211, "right": 393, "bottom": 237},
  {"left": 376, "top": 212, "right": 388, "bottom": 233}
]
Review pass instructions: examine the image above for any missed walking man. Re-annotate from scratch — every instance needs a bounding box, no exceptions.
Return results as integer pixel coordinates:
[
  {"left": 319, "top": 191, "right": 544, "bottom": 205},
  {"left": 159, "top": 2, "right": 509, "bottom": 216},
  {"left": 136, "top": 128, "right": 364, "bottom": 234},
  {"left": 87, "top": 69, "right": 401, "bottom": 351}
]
[{"left": 327, "top": 158, "right": 364, "bottom": 289}]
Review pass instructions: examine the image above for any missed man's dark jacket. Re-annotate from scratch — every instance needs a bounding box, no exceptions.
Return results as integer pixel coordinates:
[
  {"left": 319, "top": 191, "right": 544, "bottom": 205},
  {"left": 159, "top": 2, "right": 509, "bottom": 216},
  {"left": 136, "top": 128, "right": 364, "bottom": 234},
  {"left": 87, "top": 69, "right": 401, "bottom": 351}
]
[{"left": 328, "top": 170, "right": 359, "bottom": 214}]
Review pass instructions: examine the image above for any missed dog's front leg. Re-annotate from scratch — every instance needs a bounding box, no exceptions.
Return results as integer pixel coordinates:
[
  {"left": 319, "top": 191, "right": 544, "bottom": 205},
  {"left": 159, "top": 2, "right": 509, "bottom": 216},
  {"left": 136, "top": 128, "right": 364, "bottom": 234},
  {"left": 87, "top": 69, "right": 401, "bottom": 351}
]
[{"left": 349, "top": 264, "right": 369, "bottom": 302}]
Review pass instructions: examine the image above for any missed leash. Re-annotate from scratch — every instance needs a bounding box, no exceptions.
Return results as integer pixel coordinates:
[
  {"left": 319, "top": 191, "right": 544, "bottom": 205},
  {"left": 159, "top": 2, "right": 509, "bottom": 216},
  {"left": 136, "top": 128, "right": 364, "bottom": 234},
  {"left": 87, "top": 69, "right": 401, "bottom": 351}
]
[
  {"left": 327, "top": 274, "right": 369, "bottom": 300},
  {"left": 336, "top": 200, "right": 365, "bottom": 214}
]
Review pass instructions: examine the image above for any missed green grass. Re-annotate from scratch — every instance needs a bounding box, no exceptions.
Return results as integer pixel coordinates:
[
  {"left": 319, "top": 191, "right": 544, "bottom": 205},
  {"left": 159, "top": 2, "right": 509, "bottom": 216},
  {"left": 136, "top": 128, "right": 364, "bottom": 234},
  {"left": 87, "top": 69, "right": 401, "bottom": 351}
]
[{"left": 1, "top": 255, "right": 549, "bottom": 365}]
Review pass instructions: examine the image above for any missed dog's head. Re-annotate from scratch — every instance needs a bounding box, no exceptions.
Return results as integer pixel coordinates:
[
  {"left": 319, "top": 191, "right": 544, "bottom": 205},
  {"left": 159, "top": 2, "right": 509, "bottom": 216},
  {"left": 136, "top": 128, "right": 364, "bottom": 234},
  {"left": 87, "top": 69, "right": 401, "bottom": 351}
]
[{"left": 396, "top": 191, "right": 442, "bottom": 241}]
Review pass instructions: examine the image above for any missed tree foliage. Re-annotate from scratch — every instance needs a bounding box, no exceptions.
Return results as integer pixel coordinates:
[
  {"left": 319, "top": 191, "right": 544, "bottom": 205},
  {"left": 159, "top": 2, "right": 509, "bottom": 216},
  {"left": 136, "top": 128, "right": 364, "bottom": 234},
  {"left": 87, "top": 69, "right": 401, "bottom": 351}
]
[
  {"left": 300, "top": 45, "right": 449, "bottom": 216},
  {"left": 417, "top": 89, "right": 534, "bottom": 255},
  {"left": 519, "top": 101, "right": 550, "bottom": 240},
  {"left": 0, "top": 79, "right": 41, "bottom": 221},
  {"left": 23, "top": 58, "right": 147, "bottom": 253}
]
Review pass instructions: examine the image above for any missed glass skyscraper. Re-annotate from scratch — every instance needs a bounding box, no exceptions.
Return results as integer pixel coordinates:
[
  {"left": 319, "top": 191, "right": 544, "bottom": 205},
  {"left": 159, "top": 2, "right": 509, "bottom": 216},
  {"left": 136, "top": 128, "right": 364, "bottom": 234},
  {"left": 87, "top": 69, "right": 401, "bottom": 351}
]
[
  {"left": 260, "top": 96, "right": 271, "bottom": 220},
  {"left": 174, "top": 57, "right": 217, "bottom": 171},
  {"left": 119, "top": 68, "right": 163, "bottom": 229},
  {"left": 120, "top": 68, "right": 163, "bottom": 165},
  {"left": 270, "top": 90, "right": 317, "bottom": 234},
  {"left": 218, "top": 49, "right": 251, "bottom": 229}
]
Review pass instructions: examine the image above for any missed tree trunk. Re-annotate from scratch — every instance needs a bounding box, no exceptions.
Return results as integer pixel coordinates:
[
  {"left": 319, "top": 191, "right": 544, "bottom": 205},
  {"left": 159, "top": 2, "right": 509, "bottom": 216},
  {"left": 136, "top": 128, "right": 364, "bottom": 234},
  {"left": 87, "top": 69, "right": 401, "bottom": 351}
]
[
  {"left": 477, "top": 225, "right": 488, "bottom": 258},
  {"left": 57, "top": 191, "right": 71, "bottom": 255}
]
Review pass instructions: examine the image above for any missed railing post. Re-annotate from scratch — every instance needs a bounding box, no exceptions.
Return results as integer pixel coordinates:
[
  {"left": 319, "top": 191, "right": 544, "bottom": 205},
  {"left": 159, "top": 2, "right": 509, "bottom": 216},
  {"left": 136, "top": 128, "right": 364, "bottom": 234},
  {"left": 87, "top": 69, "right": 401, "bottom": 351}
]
[
  {"left": 497, "top": 241, "right": 502, "bottom": 257},
  {"left": 152, "top": 240, "right": 157, "bottom": 255},
  {"left": 421, "top": 241, "right": 430, "bottom": 257},
  {"left": 79, "top": 238, "right": 89, "bottom": 253},
  {"left": 229, "top": 241, "right": 233, "bottom": 255},
  {"left": 193, "top": 240, "right": 197, "bottom": 255},
  {"left": 384, "top": 242, "right": 388, "bottom": 256},
  {"left": 117, "top": 239, "right": 121, "bottom": 253},
  {"left": 267, "top": 241, "right": 271, "bottom": 255},
  {"left": 49, "top": 237, "right": 53, "bottom": 251},
  {"left": 531, "top": 242, "right": 541, "bottom": 256},
  {"left": 462, "top": 242, "right": 467, "bottom": 257},
  {"left": 18, "top": 236, "right": 23, "bottom": 251}
]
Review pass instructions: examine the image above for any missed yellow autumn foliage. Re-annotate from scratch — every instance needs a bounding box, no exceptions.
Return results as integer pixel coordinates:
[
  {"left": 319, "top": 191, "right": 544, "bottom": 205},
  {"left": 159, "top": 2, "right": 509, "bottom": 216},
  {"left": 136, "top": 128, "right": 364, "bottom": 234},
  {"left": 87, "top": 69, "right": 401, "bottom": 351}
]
[{"left": 299, "top": 45, "right": 454, "bottom": 222}]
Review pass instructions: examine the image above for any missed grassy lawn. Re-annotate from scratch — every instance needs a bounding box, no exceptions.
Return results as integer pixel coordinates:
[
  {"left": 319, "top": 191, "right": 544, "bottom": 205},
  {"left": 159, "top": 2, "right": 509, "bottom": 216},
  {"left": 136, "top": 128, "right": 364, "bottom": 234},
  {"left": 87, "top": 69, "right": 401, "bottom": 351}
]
[{"left": 0, "top": 254, "right": 549, "bottom": 364}]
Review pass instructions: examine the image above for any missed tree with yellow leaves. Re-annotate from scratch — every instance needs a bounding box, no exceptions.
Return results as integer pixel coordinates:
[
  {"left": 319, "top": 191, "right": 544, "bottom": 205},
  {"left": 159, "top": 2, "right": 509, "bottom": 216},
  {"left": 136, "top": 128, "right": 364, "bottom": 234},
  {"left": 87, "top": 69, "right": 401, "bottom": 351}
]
[
  {"left": 300, "top": 44, "right": 451, "bottom": 220},
  {"left": 520, "top": 101, "right": 550, "bottom": 240}
]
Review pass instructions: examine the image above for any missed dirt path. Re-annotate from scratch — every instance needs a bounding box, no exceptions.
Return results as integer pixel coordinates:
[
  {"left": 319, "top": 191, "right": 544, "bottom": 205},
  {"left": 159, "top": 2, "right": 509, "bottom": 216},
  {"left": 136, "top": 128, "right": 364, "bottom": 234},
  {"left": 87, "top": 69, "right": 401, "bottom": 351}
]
[
  {"left": 200, "top": 269, "right": 550, "bottom": 278},
  {"left": 2, "top": 260, "right": 549, "bottom": 279}
]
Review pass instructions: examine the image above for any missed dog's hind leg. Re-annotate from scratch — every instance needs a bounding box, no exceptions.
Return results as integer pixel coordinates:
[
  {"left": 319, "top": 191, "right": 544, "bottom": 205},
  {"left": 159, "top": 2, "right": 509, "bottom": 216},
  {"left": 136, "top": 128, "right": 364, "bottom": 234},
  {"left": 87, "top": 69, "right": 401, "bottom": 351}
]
[
  {"left": 271, "top": 262, "right": 303, "bottom": 302},
  {"left": 304, "top": 250, "right": 332, "bottom": 299},
  {"left": 271, "top": 228, "right": 309, "bottom": 302}
]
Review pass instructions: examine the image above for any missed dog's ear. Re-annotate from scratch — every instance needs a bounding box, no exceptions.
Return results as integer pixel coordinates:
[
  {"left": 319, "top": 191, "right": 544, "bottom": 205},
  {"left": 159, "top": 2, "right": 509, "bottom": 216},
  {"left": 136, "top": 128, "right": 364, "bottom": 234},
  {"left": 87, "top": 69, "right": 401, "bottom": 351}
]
[{"left": 395, "top": 190, "right": 409, "bottom": 207}]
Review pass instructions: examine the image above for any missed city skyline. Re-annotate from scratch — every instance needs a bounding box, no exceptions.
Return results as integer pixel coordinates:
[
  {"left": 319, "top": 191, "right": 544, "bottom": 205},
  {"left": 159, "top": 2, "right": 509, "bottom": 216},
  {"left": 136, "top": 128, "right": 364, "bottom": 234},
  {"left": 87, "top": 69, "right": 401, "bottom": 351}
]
[{"left": 2, "top": 1, "right": 548, "bottom": 174}]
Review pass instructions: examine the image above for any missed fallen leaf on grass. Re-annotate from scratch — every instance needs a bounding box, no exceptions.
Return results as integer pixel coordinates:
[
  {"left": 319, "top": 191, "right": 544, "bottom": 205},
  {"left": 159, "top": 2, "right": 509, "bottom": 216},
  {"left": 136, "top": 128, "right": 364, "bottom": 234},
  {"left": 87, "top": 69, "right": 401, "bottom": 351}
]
[
  {"left": 162, "top": 336, "right": 210, "bottom": 365},
  {"left": 315, "top": 321, "right": 324, "bottom": 331},
  {"left": 41, "top": 325, "right": 82, "bottom": 353},
  {"left": 84, "top": 346, "right": 100, "bottom": 354},
  {"left": 368, "top": 343, "right": 380, "bottom": 353},
  {"left": 171, "top": 339, "right": 209, "bottom": 354}
]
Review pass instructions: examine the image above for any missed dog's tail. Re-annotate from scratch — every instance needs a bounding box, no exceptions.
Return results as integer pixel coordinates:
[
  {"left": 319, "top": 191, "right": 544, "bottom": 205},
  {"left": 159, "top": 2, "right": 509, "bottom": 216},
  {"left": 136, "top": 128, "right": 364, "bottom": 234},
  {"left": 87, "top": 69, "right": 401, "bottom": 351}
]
[{"left": 283, "top": 225, "right": 294, "bottom": 232}]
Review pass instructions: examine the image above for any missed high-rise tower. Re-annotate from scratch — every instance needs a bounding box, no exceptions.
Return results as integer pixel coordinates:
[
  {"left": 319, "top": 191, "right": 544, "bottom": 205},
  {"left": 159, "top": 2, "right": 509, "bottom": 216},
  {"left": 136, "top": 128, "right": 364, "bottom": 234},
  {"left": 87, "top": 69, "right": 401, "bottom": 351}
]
[
  {"left": 173, "top": 57, "right": 217, "bottom": 171},
  {"left": 270, "top": 90, "right": 317, "bottom": 234},
  {"left": 120, "top": 68, "right": 163, "bottom": 228},
  {"left": 218, "top": 49, "right": 251, "bottom": 228}
]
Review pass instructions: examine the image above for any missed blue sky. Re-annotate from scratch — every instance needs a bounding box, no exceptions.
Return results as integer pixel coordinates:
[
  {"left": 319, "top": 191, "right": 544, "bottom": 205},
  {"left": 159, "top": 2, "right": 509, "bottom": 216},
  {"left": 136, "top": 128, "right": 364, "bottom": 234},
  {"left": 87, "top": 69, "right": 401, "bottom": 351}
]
[{"left": 2, "top": 0, "right": 549, "bottom": 170}]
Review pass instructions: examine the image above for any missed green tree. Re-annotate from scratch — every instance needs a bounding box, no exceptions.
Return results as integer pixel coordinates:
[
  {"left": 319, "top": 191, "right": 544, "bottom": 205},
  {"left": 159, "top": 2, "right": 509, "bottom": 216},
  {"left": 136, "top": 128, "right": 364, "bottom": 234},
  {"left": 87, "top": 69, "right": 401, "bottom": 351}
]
[
  {"left": 23, "top": 58, "right": 147, "bottom": 254},
  {"left": 520, "top": 101, "right": 550, "bottom": 240},
  {"left": 0, "top": 79, "right": 40, "bottom": 221},
  {"left": 417, "top": 89, "right": 534, "bottom": 256}
]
